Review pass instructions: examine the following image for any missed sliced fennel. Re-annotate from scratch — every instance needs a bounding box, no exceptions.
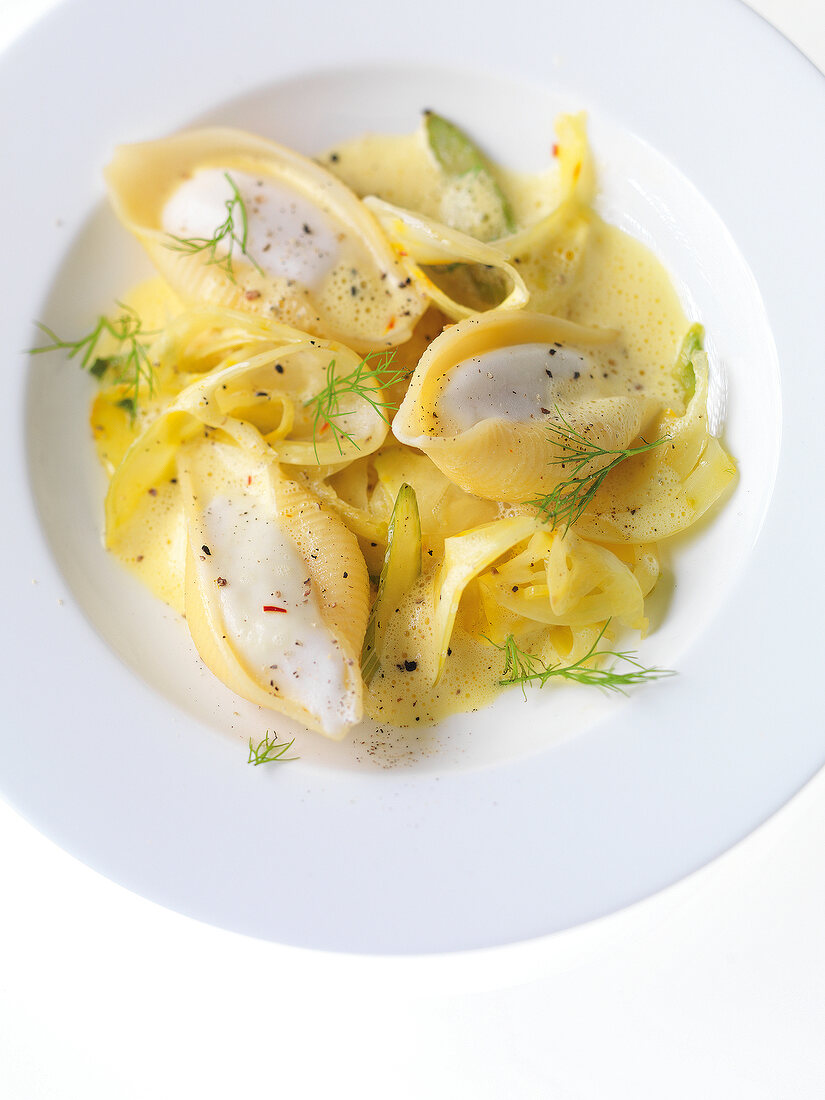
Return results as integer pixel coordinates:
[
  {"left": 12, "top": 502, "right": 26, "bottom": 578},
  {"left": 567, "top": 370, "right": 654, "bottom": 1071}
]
[
  {"left": 364, "top": 196, "right": 528, "bottom": 321},
  {"left": 426, "top": 515, "right": 538, "bottom": 683}
]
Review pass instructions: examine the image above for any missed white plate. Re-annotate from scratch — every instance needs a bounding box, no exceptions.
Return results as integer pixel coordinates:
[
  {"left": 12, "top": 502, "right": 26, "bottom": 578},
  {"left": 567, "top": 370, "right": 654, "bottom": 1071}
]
[{"left": 1, "top": 0, "right": 823, "bottom": 954}]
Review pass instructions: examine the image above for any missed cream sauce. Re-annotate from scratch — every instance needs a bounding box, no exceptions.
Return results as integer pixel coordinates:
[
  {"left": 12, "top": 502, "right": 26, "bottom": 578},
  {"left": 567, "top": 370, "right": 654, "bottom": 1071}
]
[
  {"left": 322, "top": 132, "right": 562, "bottom": 232},
  {"left": 364, "top": 569, "right": 501, "bottom": 727}
]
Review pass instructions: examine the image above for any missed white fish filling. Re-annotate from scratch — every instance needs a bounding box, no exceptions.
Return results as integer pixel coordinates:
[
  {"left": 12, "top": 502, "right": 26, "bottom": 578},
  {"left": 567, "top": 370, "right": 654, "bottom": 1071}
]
[
  {"left": 162, "top": 168, "right": 340, "bottom": 290},
  {"left": 439, "top": 342, "right": 590, "bottom": 431},
  {"left": 195, "top": 494, "right": 353, "bottom": 735}
]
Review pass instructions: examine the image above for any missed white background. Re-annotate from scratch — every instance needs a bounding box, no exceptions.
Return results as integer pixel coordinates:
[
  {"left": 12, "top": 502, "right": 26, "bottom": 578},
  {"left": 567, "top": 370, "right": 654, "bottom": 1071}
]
[{"left": 2, "top": 1, "right": 825, "bottom": 1096}]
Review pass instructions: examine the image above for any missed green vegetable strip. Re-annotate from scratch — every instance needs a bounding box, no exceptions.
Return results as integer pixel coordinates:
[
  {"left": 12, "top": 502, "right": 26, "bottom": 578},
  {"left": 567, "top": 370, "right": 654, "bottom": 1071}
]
[
  {"left": 361, "top": 484, "right": 422, "bottom": 684},
  {"left": 424, "top": 111, "right": 515, "bottom": 234},
  {"left": 674, "top": 322, "right": 704, "bottom": 401},
  {"left": 425, "top": 112, "right": 490, "bottom": 177}
]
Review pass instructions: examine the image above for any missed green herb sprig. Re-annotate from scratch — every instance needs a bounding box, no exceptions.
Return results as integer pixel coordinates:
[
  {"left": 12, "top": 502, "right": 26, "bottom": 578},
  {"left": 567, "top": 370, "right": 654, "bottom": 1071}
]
[
  {"left": 165, "top": 172, "right": 264, "bottom": 283},
  {"left": 303, "top": 350, "right": 410, "bottom": 460},
  {"left": 486, "top": 621, "right": 673, "bottom": 698},
  {"left": 247, "top": 732, "right": 298, "bottom": 765},
  {"left": 527, "top": 407, "right": 665, "bottom": 532},
  {"left": 29, "top": 302, "right": 157, "bottom": 421}
]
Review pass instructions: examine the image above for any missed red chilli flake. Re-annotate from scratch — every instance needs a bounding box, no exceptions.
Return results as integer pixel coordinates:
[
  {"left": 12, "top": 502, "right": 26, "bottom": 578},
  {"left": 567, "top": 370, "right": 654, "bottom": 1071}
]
[
  {"left": 247, "top": 475, "right": 252, "bottom": 486},
  {"left": 552, "top": 143, "right": 559, "bottom": 157},
  {"left": 262, "top": 605, "right": 287, "bottom": 613}
]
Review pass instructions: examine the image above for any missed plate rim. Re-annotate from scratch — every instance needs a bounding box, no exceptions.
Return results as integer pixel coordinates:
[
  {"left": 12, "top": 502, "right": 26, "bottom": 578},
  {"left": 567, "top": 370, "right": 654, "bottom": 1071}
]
[{"left": 1, "top": 0, "right": 824, "bottom": 954}]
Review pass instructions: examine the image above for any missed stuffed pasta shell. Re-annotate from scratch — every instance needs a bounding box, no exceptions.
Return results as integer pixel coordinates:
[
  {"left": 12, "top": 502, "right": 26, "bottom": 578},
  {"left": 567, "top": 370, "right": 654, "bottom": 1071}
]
[
  {"left": 105, "top": 128, "right": 428, "bottom": 352},
  {"left": 392, "top": 309, "right": 659, "bottom": 502},
  {"left": 180, "top": 441, "right": 368, "bottom": 738}
]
